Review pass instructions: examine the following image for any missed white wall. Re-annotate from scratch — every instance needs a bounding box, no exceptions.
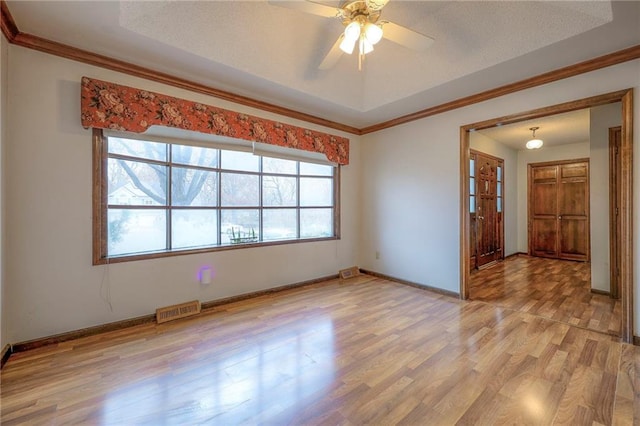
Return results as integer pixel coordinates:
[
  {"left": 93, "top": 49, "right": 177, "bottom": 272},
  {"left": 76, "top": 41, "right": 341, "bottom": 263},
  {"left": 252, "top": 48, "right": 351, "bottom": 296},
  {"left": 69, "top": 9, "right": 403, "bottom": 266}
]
[
  {"left": 590, "top": 103, "right": 622, "bottom": 292},
  {"left": 359, "top": 59, "right": 640, "bottom": 334},
  {"left": 0, "top": 34, "right": 7, "bottom": 350},
  {"left": 516, "top": 142, "right": 591, "bottom": 253},
  {"left": 5, "top": 46, "right": 362, "bottom": 343},
  {"left": 469, "top": 132, "right": 518, "bottom": 256}
]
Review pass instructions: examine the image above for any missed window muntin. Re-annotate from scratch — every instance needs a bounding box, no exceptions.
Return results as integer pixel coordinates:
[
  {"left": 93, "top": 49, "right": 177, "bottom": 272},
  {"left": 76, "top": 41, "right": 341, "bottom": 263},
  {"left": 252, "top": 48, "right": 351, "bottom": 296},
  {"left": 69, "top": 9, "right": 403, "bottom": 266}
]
[{"left": 97, "top": 132, "right": 338, "bottom": 263}]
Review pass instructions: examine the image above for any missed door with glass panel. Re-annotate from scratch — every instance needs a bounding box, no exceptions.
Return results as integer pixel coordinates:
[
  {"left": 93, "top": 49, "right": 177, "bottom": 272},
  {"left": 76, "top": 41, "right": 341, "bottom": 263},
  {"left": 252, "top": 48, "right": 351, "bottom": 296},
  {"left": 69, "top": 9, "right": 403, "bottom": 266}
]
[{"left": 470, "top": 150, "right": 504, "bottom": 269}]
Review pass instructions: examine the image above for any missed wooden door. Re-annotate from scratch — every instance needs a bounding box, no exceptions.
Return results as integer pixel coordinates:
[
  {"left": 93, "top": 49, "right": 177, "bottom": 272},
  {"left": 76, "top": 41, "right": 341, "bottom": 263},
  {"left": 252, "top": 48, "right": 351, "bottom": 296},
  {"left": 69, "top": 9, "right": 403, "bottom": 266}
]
[
  {"left": 529, "top": 159, "right": 590, "bottom": 261},
  {"left": 474, "top": 152, "right": 503, "bottom": 268}
]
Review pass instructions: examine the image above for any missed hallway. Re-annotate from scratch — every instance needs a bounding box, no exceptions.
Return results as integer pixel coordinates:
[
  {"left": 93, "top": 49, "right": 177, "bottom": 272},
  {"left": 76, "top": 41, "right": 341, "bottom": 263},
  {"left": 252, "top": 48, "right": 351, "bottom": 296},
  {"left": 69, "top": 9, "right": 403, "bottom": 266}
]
[{"left": 469, "top": 255, "right": 621, "bottom": 336}]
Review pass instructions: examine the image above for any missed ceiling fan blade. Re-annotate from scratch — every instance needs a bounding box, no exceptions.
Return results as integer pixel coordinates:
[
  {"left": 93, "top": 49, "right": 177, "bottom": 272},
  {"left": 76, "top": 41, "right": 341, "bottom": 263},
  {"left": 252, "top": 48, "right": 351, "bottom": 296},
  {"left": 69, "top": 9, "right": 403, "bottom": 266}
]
[
  {"left": 381, "top": 21, "right": 434, "bottom": 52},
  {"left": 268, "top": 0, "right": 340, "bottom": 18},
  {"left": 366, "top": 0, "right": 390, "bottom": 11},
  {"left": 318, "top": 35, "right": 344, "bottom": 70}
]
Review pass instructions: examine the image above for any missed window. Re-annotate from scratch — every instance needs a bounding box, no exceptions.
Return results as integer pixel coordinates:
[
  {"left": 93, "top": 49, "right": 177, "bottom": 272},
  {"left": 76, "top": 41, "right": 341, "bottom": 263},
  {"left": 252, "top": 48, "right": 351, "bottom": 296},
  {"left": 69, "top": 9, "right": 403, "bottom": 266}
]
[
  {"left": 469, "top": 156, "right": 476, "bottom": 213},
  {"left": 93, "top": 130, "right": 339, "bottom": 264}
]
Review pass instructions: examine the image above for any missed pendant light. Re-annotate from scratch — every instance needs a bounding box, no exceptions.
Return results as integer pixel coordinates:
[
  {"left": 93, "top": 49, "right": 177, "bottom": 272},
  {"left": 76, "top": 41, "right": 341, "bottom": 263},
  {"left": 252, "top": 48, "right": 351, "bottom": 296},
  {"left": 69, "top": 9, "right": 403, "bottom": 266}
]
[{"left": 526, "top": 127, "right": 543, "bottom": 150}]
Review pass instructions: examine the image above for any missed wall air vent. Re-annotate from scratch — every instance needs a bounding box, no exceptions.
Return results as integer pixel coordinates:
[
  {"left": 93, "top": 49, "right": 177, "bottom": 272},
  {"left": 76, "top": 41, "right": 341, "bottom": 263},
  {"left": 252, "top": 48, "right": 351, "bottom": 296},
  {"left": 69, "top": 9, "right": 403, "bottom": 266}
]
[{"left": 156, "top": 300, "right": 201, "bottom": 324}]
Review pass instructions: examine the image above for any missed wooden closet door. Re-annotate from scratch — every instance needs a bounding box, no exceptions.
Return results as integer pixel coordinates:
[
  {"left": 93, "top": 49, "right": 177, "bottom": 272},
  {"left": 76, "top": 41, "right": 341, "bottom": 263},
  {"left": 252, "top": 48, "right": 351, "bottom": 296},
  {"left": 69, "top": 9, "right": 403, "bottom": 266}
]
[
  {"left": 558, "top": 162, "right": 590, "bottom": 261},
  {"left": 528, "top": 160, "right": 590, "bottom": 261},
  {"left": 529, "top": 165, "right": 559, "bottom": 258}
]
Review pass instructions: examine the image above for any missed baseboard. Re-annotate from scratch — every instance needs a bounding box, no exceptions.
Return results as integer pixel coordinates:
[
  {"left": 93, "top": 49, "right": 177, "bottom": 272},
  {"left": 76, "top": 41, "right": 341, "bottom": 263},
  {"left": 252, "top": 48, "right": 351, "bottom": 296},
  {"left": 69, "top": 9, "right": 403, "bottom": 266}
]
[
  {"left": 9, "top": 273, "right": 339, "bottom": 356},
  {"left": 1, "top": 344, "right": 12, "bottom": 369},
  {"left": 200, "top": 273, "right": 339, "bottom": 310},
  {"left": 633, "top": 336, "right": 640, "bottom": 346},
  {"left": 12, "top": 314, "right": 157, "bottom": 353},
  {"left": 359, "top": 268, "right": 459, "bottom": 298},
  {"left": 590, "top": 288, "right": 611, "bottom": 296},
  {"left": 504, "top": 252, "right": 528, "bottom": 260}
]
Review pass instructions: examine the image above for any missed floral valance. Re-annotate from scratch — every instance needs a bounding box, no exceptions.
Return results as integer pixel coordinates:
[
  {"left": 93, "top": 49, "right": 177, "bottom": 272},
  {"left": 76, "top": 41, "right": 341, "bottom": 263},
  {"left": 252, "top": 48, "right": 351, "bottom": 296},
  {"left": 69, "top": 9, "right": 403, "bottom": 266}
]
[{"left": 80, "top": 77, "right": 349, "bottom": 165}]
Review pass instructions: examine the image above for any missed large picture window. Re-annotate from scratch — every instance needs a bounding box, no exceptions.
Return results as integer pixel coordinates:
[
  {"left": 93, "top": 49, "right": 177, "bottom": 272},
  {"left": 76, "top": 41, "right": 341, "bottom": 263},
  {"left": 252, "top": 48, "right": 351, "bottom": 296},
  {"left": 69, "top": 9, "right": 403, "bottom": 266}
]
[{"left": 93, "top": 130, "right": 339, "bottom": 264}]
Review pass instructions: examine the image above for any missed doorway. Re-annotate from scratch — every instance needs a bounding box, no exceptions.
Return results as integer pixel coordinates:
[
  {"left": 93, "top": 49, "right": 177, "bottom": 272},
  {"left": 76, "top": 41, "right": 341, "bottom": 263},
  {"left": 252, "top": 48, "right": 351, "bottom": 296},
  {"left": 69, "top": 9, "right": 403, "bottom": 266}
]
[{"left": 459, "top": 89, "right": 634, "bottom": 343}]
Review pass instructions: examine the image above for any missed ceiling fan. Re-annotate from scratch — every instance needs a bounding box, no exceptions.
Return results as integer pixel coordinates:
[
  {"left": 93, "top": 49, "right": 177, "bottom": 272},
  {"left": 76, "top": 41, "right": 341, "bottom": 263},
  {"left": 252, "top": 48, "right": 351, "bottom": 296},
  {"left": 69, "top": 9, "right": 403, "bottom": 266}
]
[{"left": 269, "top": 0, "right": 435, "bottom": 71}]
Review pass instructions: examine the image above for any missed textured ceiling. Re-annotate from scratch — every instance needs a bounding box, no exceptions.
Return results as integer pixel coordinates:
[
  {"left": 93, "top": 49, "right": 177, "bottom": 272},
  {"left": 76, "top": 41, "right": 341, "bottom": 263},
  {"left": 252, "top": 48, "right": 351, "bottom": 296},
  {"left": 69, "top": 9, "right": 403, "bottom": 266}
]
[{"left": 6, "top": 1, "right": 640, "bottom": 128}]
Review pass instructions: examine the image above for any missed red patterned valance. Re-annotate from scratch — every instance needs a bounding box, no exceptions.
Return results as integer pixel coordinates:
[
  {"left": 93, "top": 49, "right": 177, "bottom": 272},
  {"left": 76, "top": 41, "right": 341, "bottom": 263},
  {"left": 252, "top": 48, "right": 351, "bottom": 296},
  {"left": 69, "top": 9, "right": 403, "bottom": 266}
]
[{"left": 80, "top": 77, "right": 349, "bottom": 165}]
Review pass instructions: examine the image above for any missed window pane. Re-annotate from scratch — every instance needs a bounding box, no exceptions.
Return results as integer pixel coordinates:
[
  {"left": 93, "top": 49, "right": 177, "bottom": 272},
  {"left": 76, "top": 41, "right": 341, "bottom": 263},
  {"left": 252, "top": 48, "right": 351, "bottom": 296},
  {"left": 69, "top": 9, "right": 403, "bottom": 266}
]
[
  {"left": 172, "top": 145, "right": 218, "bottom": 168},
  {"left": 300, "top": 178, "right": 332, "bottom": 206},
  {"left": 497, "top": 166, "right": 502, "bottom": 181},
  {"left": 497, "top": 182, "right": 502, "bottom": 196},
  {"left": 221, "top": 150, "right": 259, "bottom": 172},
  {"left": 497, "top": 197, "right": 502, "bottom": 213},
  {"left": 221, "top": 173, "right": 259, "bottom": 206},
  {"left": 108, "top": 209, "right": 166, "bottom": 256},
  {"left": 470, "top": 159, "right": 475, "bottom": 177},
  {"left": 301, "top": 208, "right": 333, "bottom": 238},
  {"left": 300, "top": 162, "right": 333, "bottom": 176},
  {"left": 263, "top": 209, "right": 297, "bottom": 241},
  {"left": 470, "top": 177, "right": 475, "bottom": 195},
  {"left": 221, "top": 210, "right": 259, "bottom": 244},
  {"left": 263, "top": 157, "right": 297, "bottom": 174},
  {"left": 263, "top": 176, "right": 297, "bottom": 206},
  {"left": 108, "top": 158, "right": 166, "bottom": 206},
  {"left": 172, "top": 210, "right": 217, "bottom": 249},
  {"left": 172, "top": 167, "right": 217, "bottom": 206},
  {"left": 108, "top": 137, "right": 167, "bottom": 161},
  {"left": 470, "top": 196, "right": 476, "bottom": 213}
]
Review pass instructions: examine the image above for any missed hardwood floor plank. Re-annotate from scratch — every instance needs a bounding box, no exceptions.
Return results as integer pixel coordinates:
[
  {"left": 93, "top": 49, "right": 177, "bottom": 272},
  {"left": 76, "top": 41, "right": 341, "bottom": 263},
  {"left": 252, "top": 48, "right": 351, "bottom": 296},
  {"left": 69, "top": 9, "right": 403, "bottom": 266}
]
[
  {"left": 470, "top": 256, "right": 621, "bottom": 336},
  {"left": 1, "top": 274, "right": 636, "bottom": 425}
]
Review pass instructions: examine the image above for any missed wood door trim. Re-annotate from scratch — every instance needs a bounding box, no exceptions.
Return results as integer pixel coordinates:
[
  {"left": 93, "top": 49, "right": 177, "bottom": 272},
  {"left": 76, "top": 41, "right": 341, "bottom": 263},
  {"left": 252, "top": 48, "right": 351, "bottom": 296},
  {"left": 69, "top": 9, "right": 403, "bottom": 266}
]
[
  {"left": 460, "top": 88, "right": 634, "bottom": 343},
  {"left": 470, "top": 149, "right": 504, "bottom": 162},
  {"left": 620, "top": 91, "right": 633, "bottom": 343},
  {"left": 609, "top": 126, "right": 622, "bottom": 299},
  {"left": 526, "top": 158, "right": 590, "bottom": 168}
]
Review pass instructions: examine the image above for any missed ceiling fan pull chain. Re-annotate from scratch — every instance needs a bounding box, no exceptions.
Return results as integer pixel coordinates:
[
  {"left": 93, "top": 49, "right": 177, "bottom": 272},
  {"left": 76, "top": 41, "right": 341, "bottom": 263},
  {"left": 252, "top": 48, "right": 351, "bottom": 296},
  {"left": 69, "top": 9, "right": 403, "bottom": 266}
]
[{"left": 358, "top": 35, "right": 364, "bottom": 71}]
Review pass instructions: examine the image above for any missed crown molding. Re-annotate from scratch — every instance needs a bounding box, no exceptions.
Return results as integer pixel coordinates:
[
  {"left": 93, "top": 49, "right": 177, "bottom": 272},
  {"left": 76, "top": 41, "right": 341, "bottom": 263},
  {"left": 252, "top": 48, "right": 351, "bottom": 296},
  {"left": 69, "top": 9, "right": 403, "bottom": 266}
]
[
  {"left": 1, "top": 0, "right": 18, "bottom": 42},
  {"left": 1, "top": 1, "right": 639, "bottom": 136},
  {"left": 360, "top": 44, "right": 640, "bottom": 134}
]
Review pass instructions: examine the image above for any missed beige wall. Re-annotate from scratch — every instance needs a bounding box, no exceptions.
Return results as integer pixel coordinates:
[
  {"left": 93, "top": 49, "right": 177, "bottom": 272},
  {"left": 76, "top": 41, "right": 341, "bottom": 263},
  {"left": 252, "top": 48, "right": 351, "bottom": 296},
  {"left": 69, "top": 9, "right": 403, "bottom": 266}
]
[
  {"left": 3, "top": 43, "right": 640, "bottom": 343},
  {"left": 359, "top": 59, "right": 640, "bottom": 333},
  {"left": 589, "top": 103, "right": 622, "bottom": 292},
  {"left": 4, "top": 45, "right": 362, "bottom": 343}
]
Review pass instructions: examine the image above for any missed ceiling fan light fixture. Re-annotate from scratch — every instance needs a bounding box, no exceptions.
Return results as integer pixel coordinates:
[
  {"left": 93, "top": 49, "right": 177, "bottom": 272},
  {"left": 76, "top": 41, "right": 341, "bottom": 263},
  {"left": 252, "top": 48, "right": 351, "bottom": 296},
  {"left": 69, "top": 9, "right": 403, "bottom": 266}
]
[
  {"left": 339, "top": 35, "right": 357, "bottom": 54},
  {"left": 364, "top": 22, "right": 383, "bottom": 44},
  {"left": 526, "top": 127, "right": 544, "bottom": 149},
  {"left": 344, "top": 21, "right": 361, "bottom": 42},
  {"left": 360, "top": 35, "right": 374, "bottom": 54}
]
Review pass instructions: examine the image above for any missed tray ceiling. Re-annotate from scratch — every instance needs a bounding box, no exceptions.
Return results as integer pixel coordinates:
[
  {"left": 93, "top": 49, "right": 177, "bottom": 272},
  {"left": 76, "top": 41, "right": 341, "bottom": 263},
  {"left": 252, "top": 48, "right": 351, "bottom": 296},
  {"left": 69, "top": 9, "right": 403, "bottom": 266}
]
[{"left": 5, "top": 1, "right": 640, "bottom": 128}]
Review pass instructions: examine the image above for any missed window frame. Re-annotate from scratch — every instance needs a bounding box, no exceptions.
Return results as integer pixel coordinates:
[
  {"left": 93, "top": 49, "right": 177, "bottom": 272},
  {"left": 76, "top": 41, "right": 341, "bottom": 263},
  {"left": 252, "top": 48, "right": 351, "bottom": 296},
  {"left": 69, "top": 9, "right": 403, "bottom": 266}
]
[{"left": 92, "top": 129, "right": 341, "bottom": 265}]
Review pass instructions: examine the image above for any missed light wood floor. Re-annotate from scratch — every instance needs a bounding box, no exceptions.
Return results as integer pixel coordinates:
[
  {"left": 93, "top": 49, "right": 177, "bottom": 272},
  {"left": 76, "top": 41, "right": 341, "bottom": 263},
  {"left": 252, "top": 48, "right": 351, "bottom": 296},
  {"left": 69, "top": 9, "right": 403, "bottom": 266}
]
[
  {"left": 470, "top": 256, "right": 621, "bottom": 337},
  {"left": 1, "top": 274, "right": 638, "bottom": 425}
]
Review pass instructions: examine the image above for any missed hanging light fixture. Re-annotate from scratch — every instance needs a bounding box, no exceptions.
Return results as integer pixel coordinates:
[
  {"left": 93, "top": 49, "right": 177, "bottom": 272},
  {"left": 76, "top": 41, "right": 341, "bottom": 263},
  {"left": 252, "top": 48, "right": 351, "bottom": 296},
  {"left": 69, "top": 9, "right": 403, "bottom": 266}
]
[
  {"left": 526, "top": 127, "right": 544, "bottom": 149},
  {"left": 338, "top": 15, "right": 383, "bottom": 70}
]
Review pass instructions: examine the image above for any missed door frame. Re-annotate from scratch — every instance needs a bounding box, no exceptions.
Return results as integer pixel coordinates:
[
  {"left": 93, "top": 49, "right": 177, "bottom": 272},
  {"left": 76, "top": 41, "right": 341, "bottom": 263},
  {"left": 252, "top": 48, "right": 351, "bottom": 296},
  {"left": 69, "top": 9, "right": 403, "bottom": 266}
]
[
  {"left": 609, "top": 126, "right": 622, "bottom": 299},
  {"left": 459, "top": 89, "right": 634, "bottom": 343}
]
